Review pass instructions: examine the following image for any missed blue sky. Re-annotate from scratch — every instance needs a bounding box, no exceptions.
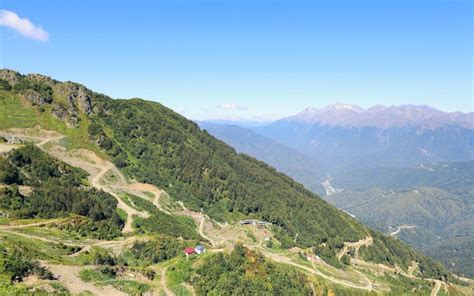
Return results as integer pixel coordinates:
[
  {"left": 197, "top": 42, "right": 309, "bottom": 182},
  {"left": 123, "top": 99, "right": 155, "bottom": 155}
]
[{"left": 0, "top": 0, "right": 472, "bottom": 120}]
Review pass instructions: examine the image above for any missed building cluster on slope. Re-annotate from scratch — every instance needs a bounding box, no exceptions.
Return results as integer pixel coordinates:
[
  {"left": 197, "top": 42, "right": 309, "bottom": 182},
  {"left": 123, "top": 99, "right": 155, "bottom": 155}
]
[{"left": 184, "top": 245, "right": 206, "bottom": 257}]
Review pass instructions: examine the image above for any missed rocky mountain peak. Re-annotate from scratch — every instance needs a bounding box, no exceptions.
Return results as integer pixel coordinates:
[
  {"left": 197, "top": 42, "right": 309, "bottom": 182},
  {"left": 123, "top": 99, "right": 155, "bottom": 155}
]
[
  {"left": 0, "top": 69, "right": 21, "bottom": 85},
  {"left": 288, "top": 103, "right": 473, "bottom": 129},
  {"left": 323, "top": 103, "right": 364, "bottom": 112}
]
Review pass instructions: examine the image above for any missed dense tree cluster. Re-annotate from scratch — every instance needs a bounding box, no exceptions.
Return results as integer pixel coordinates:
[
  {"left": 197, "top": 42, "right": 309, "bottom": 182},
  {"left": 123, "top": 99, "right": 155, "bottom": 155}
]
[
  {"left": 127, "top": 236, "right": 194, "bottom": 266},
  {"left": 6, "top": 144, "right": 87, "bottom": 187},
  {"left": 313, "top": 238, "right": 345, "bottom": 268},
  {"left": 192, "top": 244, "right": 312, "bottom": 295},
  {"left": 0, "top": 159, "right": 18, "bottom": 185},
  {"left": 123, "top": 193, "right": 200, "bottom": 239},
  {"left": 133, "top": 213, "right": 199, "bottom": 240}
]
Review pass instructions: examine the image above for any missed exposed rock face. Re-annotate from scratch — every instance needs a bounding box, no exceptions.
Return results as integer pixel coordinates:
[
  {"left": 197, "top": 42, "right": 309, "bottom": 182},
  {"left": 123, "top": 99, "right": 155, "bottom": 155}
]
[
  {"left": 66, "top": 94, "right": 80, "bottom": 126},
  {"left": 51, "top": 104, "right": 68, "bottom": 121},
  {"left": 53, "top": 81, "right": 94, "bottom": 115},
  {"left": 23, "top": 89, "right": 52, "bottom": 107},
  {"left": 66, "top": 84, "right": 94, "bottom": 115},
  {"left": 0, "top": 69, "right": 21, "bottom": 85}
]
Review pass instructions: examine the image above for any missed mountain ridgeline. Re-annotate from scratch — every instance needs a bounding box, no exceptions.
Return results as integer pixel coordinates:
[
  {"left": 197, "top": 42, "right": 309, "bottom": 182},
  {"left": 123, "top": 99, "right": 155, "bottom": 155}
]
[
  {"left": 254, "top": 104, "right": 474, "bottom": 170},
  {"left": 0, "top": 69, "right": 454, "bottom": 281}
]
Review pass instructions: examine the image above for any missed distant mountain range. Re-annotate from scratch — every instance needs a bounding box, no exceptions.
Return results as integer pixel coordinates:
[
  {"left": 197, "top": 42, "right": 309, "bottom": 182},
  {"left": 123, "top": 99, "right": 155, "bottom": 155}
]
[
  {"left": 282, "top": 103, "right": 473, "bottom": 129},
  {"left": 253, "top": 104, "right": 474, "bottom": 169}
]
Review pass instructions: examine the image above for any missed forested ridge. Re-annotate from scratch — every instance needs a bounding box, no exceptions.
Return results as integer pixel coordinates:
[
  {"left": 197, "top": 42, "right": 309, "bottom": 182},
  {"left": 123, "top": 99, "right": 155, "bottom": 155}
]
[{"left": 90, "top": 98, "right": 368, "bottom": 248}]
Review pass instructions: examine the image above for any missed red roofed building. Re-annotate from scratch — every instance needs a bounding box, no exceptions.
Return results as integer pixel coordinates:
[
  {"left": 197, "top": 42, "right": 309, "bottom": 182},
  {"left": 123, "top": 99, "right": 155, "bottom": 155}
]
[{"left": 184, "top": 247, "right": 195, "bottom": 257}]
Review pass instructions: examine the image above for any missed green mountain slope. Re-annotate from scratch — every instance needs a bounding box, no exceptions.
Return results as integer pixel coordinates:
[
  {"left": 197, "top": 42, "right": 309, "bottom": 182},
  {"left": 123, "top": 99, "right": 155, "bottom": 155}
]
[
  {"left": 91, "top": 98, "right": 366, "bottom": 248},
  {"left": 0, "top": 70, "right": 461, "bottom": 284},
  {"left": 197, "top": 121, "right": 327, "bottom": 195}
]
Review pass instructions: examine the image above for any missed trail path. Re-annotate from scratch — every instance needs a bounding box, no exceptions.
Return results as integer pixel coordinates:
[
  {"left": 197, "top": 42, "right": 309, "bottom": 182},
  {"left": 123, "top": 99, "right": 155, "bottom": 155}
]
[
  {"left": 199, "top": 217, "right": 218, "bottom": 246},
  {"left": 0, "top": 219, "right": 85, "bottom": 247},
  {"left": 117, "top": 182, "right": 171, "bottom": 215},
  {"left": 0, "top": 219, "right": 60, "bottom": 230},
  {"left": 37, "top": 135, "right": 65, "bottom": 147},
  {"left": 0, "top": 229, "right": 84, "bottom": 248},
  {"left": 0, "top": 129, "right": 146, "bottom": 233},
  {"left": 89, "top": 163, "right": 148, "bottom": 233},
  {"left": 0, "top": 143, "right": 18, "bottom": 153},
  {"left": 407, "top": 261, "right": 418, "bottom": 277},
  {"left": 160, "top": 267, "right": 175, "bottom": 296},
  {"left": 431, "top": 280, "right": 442, "bottom": 296},
  {"left": 253, "top": 246, "right": 374, "bottom": 291},
  {"left": 0, "top": 128, "right": 64, "bottom": 148},
  {"left": 183, "top": 283, "right": 197, "bottom": 296},
  {"left": 44, "top": 264, "right": 126, "bottom": 296},
  {"left": 51, "top": 150, "right": 149, "bottom": 233},
  {"left": 69, "top": 235, "right": 145, "bottom": 257}
]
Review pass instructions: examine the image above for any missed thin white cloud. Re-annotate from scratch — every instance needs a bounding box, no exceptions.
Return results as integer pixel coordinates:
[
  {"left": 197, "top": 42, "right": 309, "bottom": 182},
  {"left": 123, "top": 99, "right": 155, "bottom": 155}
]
[
  {"left": 0, "top": 10, "right": 49, "bottom": 41},
  {"left": 218, "top": 103, "right": 248, "bottom": 111}
]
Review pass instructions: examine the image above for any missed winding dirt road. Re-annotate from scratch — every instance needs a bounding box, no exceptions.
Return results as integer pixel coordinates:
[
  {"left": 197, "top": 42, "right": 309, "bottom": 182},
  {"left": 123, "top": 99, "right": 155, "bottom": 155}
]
[
  {"left": 47, "top": 148, "right": 149, "bottom": 233},
  {"left": 253, "top": 246, "right": 374, "bottom": 291},
  {"left": 160, "top": 267, "right": 175, "bottom": 296},
  {"left": 337, "top": 236, "right": 373, "bottom": 261},
  {"left": 430, "top": 280, "right": 442, "bottom": 296},
  {"left": 89, "top": 163, "right": 148, "bottom": 233}
]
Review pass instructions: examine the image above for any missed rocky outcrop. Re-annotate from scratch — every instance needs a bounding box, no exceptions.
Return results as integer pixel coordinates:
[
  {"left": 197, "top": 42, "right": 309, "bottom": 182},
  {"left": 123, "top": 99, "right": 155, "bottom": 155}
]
[
  {"left": 0, "top": 69, "right": 96, "bottom": 125},
  {"left": 23, "top": 89, "right": 52, "bottom": 107},
  {"left": 51, "top": 104, "right": 68, "bottom": 121},
  {"left": 52, "top": 81, "right": 94, "bottom": 115},
  {"left": 0, "top": 69, "right": 21, "bottom": 85}
]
